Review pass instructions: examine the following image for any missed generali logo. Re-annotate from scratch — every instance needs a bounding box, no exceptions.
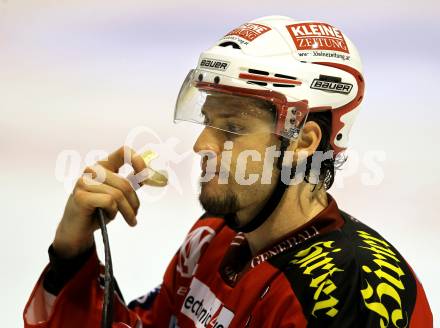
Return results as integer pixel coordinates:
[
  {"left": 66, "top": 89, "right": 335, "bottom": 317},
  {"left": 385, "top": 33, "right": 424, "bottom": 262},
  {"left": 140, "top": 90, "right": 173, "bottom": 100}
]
[
  {"left": 177, "top": 226, "right": 216, "bottom": 278},
  {"left": 286, "top": 22, "right": 349, "bottom": 54},
  {"left": 181, "top": 278, "right": 234, "bottom": 328},
  {"left": 225, "top": 23, "right": 271, "bottom": 42}
]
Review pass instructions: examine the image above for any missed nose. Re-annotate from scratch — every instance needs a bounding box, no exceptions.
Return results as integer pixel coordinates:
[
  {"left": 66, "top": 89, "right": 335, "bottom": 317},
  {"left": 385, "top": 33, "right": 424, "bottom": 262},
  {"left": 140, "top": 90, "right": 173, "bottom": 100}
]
[{"left": 193, "top": 126, "right": 223, "bottom": 156}]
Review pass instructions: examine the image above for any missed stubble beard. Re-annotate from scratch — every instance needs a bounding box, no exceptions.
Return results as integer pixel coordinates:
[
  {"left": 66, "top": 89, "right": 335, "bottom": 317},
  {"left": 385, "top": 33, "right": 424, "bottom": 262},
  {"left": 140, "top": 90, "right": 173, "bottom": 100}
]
[{"left": 198, "top": 181, "right": 241, "bottom": 216}]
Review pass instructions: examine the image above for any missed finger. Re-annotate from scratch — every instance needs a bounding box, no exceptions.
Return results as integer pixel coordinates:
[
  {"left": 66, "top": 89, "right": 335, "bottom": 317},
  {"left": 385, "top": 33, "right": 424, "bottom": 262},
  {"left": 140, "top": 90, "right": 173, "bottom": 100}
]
[
  {"left": 84, "top": 166, "right": 140, "bottom": 213},
  {"left": 73, "top": 189, "right": 118, "bottom": 222},
  {"left": 98, "top": 146, "right": 147, "bottom": 174},
  {"left": 81, "top": 164, "right": 107, "bottom": 185},
  {"left": 79, "top": 176, "right": 137, "bottom": 226}
]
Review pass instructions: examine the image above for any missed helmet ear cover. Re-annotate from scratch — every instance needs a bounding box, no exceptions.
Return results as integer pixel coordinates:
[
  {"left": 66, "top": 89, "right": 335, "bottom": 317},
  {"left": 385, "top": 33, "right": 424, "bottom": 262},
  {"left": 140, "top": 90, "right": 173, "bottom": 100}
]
[{"left": 312, "top": 62, "right": 365, "bottom": 155}]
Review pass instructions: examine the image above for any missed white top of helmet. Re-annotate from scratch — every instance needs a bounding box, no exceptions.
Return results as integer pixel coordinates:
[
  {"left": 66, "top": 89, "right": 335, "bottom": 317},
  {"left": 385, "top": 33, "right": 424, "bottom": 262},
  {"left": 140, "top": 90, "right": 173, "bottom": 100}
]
[{"left": 214, "top": 15, "right": 362, "bottom": 73}]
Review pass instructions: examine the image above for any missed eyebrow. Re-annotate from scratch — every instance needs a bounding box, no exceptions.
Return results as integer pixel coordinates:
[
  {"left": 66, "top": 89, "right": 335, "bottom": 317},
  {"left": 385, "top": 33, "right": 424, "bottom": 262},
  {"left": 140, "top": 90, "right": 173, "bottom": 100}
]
[{"left": 201, "top": 109, "right": 244, "bottom": 119}]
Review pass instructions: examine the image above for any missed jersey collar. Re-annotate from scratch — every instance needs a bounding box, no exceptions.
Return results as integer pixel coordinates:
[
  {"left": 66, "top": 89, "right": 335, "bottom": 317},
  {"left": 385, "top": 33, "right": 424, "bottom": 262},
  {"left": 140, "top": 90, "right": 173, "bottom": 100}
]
[{"left": 219, "top": 193, "right": 344, "bottom": 286}]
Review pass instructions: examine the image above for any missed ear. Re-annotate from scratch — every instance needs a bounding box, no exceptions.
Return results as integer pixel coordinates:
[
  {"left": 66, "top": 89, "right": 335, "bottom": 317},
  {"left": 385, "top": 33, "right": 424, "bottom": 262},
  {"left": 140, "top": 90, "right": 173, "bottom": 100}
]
[{"left": 287, "top": 121, "right": 322, "bottom": 160}]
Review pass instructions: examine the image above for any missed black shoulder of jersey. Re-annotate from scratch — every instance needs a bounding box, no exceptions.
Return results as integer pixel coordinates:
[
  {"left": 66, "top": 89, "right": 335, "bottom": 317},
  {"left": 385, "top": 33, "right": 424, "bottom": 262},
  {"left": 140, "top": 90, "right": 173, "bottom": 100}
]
[{"left": 268, "top": 210, "right": 418, "bottom": 327}]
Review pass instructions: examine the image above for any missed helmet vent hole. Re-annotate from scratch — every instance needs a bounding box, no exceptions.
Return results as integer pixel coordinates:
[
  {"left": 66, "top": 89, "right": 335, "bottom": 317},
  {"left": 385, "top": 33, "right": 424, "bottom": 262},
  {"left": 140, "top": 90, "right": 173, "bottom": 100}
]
[
  {"left": 198, "top": 74, "right": 203, "bottom": 81},
  {"left": 247, "top": 81, "right": 267, "bottom": 86},
  {"left": 248, "top": 69, "right": 269, "bottom": 76},
  {"left": 319, "top": 75, "right": 341, "bottom": 83},
  {"left": 274, "top": 73, "right": 297, "bottom": 80},
  {"left": 336, "top": 133, "right": 343, "bottom": 141},
  {"left": 214, "top": 76, "right": 220, "bottom": 84},
  {"left": 273, "top": 83, "right": 295, "bottom": 88},
  {"left": 219, "top": 41, "right": 241, "bottom": 49}
]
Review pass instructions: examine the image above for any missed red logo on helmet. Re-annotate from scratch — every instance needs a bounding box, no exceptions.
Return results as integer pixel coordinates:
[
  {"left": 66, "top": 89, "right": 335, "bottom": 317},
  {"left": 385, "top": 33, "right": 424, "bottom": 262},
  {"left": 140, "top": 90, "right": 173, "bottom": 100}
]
[
  {"left": 226, "top": 23, "right": 271, "bottom": 42},
  {"left": 286, "top": 22, "right": 349, "bottom": 54}
]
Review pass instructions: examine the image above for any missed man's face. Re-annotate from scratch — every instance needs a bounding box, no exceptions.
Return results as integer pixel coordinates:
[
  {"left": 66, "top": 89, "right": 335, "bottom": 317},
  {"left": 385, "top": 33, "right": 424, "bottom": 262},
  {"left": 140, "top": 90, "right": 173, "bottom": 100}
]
[{"left": 193, "top": 92, "right": 281, "bottom": 224}]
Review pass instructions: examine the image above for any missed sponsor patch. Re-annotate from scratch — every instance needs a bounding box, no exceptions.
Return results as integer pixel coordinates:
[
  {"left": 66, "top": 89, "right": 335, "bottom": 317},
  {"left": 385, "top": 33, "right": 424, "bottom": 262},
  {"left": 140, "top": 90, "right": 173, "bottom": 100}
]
[
  {"left": 181, "top": 278, "right": 234, "bottom": 328},
  {"left": 357, "top": 230, "right": 409, "bottom": 327},
  {"left": 286, "top": 22, "right": 349, "bottom": 54},
  {"left": 177, "top": 226, "right": 216, "bottom": 278},
  {"left": 310, "top": 75, "right": 353, "bottom": 94},
  {"left": 225, "top": 23, "right": 271, "bottom": 42},
  {"left": 290, "top": 240, "right": 344, "bottom": 318},
  {"left": 200, "top": 58, "right": 229, "bottom": 71}
]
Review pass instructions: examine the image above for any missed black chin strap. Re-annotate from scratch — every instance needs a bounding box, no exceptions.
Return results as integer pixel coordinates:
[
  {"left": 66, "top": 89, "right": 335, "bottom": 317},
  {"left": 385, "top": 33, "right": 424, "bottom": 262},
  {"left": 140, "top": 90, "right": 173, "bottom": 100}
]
[{"left": 224, "top": 138, "right": 291, "bottom": 233}]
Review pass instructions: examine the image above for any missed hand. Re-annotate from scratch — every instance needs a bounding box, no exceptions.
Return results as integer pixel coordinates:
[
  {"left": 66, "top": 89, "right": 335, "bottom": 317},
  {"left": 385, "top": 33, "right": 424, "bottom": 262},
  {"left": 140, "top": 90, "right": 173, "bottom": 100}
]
[{"left": 53, "top": 146, "right": 148, "bottom": 258}]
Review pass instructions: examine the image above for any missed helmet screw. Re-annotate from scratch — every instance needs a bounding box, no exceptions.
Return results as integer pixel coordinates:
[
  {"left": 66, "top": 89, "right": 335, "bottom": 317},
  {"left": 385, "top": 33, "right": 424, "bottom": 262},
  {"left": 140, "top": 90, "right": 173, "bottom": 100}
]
[
  {"left": 198, "top": 74, "right": 203, "bottom": 81},
  {"left": 214, "top": 76, "right": 220, "bottom": 84},
  {"left": 336, "top": 133, "right": 342, "bottom": 141}
]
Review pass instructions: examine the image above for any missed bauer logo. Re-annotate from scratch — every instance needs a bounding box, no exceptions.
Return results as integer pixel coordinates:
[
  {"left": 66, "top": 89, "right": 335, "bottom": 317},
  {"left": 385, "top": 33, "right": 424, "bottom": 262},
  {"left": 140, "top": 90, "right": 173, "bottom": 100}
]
[
  {"left": 181, "top": 278, "right": 234, "bottom": 328},
  {"left": 200, "top": 58, "right": 229, "bottom": 71},
  {"left": 225, "top": 23, "right": 271, "bottom": 42},
  {"left": 310, "top": 75, "right": 353, "bottom": 94},
  {"left": 286, "top": 22, "right": 349, "bottom": 54}
]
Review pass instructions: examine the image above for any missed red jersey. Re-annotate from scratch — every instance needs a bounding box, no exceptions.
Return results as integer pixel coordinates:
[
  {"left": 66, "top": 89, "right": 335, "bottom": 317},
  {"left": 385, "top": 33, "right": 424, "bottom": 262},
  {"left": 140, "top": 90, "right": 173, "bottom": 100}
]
[{"left": 23, "top": 196, "right": 432, "bottom": 327}]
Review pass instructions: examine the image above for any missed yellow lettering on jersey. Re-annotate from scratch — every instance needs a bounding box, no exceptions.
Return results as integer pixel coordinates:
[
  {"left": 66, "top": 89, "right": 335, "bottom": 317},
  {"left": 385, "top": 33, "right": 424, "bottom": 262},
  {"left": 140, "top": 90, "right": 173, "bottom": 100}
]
[
  {"left": 290, "top": 241, "right": 343, "bottom": 318},
  {"left": 357, "top": 231, "right": 408, "bottom": 327}
]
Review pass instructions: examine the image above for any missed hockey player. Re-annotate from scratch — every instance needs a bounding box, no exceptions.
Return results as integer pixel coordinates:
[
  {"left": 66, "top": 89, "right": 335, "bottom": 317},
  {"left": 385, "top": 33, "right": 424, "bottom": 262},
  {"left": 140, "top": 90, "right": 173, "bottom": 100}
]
[{"left": 24, "top": 16, "right": 432, "bottom": 327}]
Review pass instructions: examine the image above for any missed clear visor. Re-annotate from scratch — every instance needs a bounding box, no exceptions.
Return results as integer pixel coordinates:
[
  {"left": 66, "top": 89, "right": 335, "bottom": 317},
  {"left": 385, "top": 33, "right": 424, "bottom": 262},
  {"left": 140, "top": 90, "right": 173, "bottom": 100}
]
[{"left": 174, "top": 69, "right": 309, "bottom": 139}]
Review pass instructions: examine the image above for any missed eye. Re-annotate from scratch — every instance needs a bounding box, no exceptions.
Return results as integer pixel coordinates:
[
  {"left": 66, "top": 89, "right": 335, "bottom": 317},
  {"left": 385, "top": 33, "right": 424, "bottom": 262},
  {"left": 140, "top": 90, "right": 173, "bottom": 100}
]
[
  {"left": 203, "top": 115, "right": 211, "bottom": 125},
  {"left": 226, "top": 122, "right": 245, "bottom": 134}
]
